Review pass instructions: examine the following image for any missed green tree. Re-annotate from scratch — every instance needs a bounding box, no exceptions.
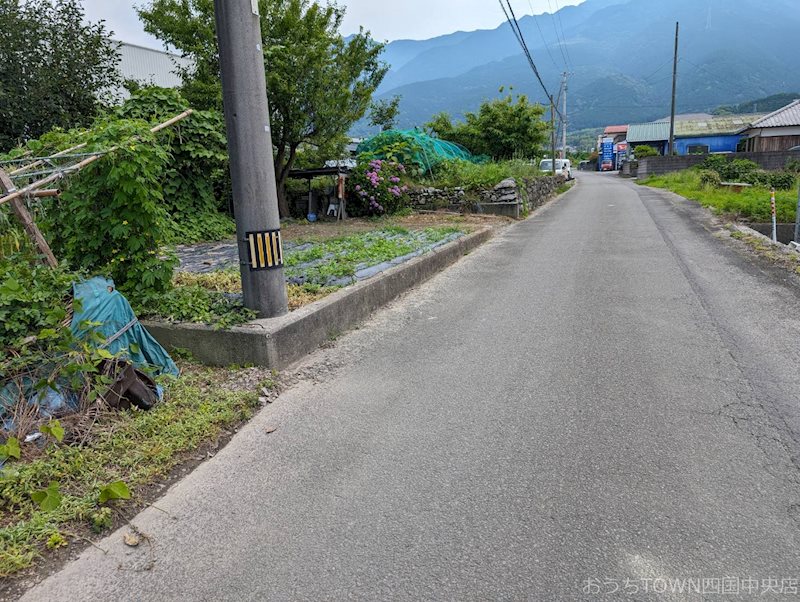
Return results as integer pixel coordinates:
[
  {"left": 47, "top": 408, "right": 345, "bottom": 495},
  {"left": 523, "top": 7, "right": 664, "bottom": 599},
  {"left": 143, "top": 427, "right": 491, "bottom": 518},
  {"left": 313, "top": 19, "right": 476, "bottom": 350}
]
[
  {"left": 369, "top": 95, "right": 401, "bottom": 131},
  {"left": 426, "top": 94, "right": 548, "bottom": 160},
  {"left": 0, "top": 0, "right": 120, "bottom": 151},
  {"left": 138, "top": 0, "right": 387, "bottom": 217}
]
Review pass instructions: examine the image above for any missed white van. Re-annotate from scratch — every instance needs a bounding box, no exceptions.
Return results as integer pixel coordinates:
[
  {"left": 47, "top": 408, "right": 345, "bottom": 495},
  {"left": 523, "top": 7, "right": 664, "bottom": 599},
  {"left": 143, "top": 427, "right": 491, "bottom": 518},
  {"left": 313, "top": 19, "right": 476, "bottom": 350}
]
[{"left": 539, "top": 158, "right": 572, "bottom": 179}]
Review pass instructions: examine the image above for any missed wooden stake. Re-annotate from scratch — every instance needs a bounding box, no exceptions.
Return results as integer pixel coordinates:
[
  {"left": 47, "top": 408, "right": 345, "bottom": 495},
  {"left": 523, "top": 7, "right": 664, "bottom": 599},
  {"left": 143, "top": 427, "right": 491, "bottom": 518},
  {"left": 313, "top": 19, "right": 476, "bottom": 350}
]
[{"left": 0, "top": 168, "right": 58, "bottom": 267}]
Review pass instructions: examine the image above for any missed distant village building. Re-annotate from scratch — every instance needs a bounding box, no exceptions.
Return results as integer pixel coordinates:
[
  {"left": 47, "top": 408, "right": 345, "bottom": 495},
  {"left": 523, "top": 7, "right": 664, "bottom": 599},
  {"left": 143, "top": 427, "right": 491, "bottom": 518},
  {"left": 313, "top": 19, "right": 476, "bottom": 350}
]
[
  {"left": 115, "top": 41, "right": 192, "bottom": 99},
  {"left": 626, "top": 122, "right": 670, "bottom": 155},
  {"left": 673, "top": 115, "right": 765, "bottom": 154},
  {"left": 739, "top": 100, "right": 800, "bottom": 152},
  {"left": 624, "top": 114, "right": 766, "bottom": 156}
]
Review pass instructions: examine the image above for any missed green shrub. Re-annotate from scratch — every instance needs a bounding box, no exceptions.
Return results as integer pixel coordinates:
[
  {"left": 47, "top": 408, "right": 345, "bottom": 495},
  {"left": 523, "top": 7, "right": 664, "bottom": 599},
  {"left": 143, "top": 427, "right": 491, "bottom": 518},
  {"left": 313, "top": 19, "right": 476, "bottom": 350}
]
[
  {"left": 767, "top": 171, "right": 797, "bottom": 191},
  {"left": 700, "top": 156, "right": 758, "bottom": 181},
  {"left": 786, "top": 157, "right": 800, "bottom": 174},
  {"left": 698, "top": 154, "right": 728, "bottom": 173},
  {"left": 726, "top": 159, "right": 759, "bottom": 180},
  {"left": 634, "top": 145, "right": 659, "bottom": 158},
  {"left": 741, "top": 170, "right": 772, "bottom": 187},
  {"left": 698, "top": 169, "right": 721, "bottom": 188},
  {"left": 642, "top": 169, "right": 796, "bottom": 222}
]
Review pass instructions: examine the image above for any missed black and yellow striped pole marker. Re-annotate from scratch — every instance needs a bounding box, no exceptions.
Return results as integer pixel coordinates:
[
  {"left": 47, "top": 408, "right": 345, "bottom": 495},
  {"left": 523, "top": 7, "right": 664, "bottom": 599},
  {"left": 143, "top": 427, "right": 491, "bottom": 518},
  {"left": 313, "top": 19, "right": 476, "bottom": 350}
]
[{"left": 245, "top": 229, "right": 284, "bottom": 271}]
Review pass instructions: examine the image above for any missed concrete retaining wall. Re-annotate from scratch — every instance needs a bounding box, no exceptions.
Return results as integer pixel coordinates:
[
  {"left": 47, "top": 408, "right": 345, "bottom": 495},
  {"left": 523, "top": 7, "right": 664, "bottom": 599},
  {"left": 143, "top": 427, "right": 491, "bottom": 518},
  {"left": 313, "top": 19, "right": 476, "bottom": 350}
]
[
  {"left": 746, "top": 223, "right": 797, "bottom": 245},
  {"left": 144, "top": 228, "right": 493, "bottom": 369},
  {"left": 638, "top": 150, "right": 800, "bottom": 179}
]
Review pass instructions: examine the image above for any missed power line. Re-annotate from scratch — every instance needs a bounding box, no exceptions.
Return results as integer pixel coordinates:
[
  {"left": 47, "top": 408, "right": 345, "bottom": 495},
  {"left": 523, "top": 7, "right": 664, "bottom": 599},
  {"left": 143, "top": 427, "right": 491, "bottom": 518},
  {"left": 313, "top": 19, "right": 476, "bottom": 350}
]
[
  {"left": 552, "top": 0, "right": 574, "bottom": 69},
  {"left": 498, "top": 0, "right": 559, "bottom": 114},
  {"left": 545, "top": 0, "right": 569, "bottom": 69},
  {"left": 526, "top": 0, "right": 559, "bottom": 69}
]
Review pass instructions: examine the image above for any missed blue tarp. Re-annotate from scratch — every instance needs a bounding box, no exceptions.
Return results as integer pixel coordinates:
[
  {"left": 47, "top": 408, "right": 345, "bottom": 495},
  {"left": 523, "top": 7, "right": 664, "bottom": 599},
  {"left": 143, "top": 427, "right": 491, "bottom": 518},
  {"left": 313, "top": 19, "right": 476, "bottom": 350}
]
[
  {"left": 1, "top": 277, "right": 178, "bottom": 435},
  {"left": 71, "top": 277, "right": 179, "bottom": 378}
]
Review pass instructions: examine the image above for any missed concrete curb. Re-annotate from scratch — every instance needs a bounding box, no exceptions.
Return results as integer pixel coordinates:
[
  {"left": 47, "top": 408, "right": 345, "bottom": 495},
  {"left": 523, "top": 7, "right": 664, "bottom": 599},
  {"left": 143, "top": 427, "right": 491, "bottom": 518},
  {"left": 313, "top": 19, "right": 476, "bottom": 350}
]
[{"left": 144, "top": 227, "right": 493, "bottom": 369}]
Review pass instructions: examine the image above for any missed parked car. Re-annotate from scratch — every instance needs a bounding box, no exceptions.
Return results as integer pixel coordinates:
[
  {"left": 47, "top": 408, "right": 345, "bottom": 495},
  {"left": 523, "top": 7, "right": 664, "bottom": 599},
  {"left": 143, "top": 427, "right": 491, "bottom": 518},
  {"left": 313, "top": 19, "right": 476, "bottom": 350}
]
[
  {"left": 600, "top": 159, "right": 614, "bottom": 171},
  {"left": 539, "top": 158, "right": 573, "bottom": 179},
  {"left": 789, "top": 145, "right": 800, "bottom": 151}
]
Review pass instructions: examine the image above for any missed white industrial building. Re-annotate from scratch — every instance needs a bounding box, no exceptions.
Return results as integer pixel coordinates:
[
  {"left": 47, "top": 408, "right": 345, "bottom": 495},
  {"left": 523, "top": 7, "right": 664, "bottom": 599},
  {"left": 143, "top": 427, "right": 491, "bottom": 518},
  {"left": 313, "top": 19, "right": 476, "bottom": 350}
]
[{"left": 115, "top": 41, "right": 192, "bottom": 98}]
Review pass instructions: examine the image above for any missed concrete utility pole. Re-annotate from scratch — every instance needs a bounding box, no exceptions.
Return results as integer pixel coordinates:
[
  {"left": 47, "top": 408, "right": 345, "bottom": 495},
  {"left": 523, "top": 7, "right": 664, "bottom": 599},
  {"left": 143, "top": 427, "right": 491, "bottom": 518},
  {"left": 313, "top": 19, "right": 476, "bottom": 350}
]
[
  {"left": 794, "top": 184, "right": 800, "bottom": 243},
  {"left": 214, "top": 0, "right": 288, "bottom": 318},
  {"left": 668, "top": 21, "right": 679, "bottom": 156},
  {"left": 561, "top": 72, "right": 568, "bottom": 159},
  {"left": 550, "top": 96, "right": 556, "bottom": 175}
]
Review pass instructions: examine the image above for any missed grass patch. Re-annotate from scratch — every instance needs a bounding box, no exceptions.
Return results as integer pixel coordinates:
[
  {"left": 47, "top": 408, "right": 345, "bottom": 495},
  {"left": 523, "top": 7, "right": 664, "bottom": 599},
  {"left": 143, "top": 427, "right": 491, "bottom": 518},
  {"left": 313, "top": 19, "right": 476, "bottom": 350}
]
[
  {"left": 0, "top": 364, "right": 262, "bottom": 578},
  {"left": 641, "top": 169, "right": 798, "bottom": 222},
  {"left": 173, "top": 271, "right": 338, "bottom": 311}
]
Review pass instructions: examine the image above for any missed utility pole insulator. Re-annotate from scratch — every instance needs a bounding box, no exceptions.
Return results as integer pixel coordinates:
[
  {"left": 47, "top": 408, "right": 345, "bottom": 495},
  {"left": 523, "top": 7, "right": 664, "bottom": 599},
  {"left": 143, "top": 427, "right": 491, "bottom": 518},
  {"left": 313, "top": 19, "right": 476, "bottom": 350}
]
[{"left": 214, "top": 0, "right": 288, "bottom": 318}]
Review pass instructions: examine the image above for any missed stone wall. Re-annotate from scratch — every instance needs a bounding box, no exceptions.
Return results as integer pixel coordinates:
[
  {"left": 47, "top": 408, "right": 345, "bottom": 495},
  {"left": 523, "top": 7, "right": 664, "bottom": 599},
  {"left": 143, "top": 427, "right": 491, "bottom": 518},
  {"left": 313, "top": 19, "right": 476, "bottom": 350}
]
[
  {"left": 637, "top": 150, "right": 800, "bottom": 179},
  {"left": 408, "top": 175, "right": 566, "bottom": 218}
]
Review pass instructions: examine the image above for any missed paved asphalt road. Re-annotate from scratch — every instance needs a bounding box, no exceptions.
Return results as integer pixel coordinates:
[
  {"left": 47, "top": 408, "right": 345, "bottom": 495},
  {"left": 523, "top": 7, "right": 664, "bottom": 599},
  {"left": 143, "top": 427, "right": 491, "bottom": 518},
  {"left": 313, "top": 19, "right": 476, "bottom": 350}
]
[{"left": 22, "top": 173, "right": 800, "bottom": 600}]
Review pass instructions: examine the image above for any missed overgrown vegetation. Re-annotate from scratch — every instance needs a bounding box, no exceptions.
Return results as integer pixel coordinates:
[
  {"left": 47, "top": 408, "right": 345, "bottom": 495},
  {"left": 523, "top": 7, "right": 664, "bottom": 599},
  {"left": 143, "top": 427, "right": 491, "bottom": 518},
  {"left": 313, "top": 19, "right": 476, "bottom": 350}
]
[
  {"left": 114, "top": 87, "right": 234, "bottom": 244},
  {"left": 641, "top": 169, "right": 798, "bottom": 222},
  {"left": 697, "top": 155, "right": 796, "bottom": 190},
  {"left": 0, "top": 364, "right": 263, "bottom": 578},
  {"left": 422, "top": 159, "right": 540, "bottom": 190}
]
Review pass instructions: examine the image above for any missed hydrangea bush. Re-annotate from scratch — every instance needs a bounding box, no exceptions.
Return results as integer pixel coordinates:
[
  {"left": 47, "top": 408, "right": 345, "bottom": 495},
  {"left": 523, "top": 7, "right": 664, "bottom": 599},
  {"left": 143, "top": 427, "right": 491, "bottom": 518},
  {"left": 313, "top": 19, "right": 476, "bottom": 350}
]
[{"left": 349, "top": 158, "right": 410, "bottom": 216}]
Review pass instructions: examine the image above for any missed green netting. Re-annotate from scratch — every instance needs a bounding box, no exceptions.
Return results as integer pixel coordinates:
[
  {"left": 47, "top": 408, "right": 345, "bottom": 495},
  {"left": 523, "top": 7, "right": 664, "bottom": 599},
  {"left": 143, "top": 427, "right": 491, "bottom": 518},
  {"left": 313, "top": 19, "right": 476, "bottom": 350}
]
[{"left": 356, "top": 129, "right": 484, "bottom": 173}]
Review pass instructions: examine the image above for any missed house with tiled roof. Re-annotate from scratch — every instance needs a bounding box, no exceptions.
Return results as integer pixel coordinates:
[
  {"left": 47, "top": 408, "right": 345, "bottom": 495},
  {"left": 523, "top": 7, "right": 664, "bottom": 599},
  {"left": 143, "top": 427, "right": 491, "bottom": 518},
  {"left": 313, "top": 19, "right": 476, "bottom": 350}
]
[{"left": 739, "top": 100, "right": 800, "bottom": 152}]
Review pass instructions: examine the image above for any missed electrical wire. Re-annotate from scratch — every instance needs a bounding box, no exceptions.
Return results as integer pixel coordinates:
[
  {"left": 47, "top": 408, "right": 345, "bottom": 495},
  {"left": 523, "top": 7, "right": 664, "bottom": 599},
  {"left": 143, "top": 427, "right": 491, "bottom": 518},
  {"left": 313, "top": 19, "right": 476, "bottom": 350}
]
[
  {"left": 526, "top": 0, "right": 560, "bottom": 69},
  {"left": 545, "top": 0, "right": 569, "bottom": 69},
  {"left": 552, "top": 0, "right": 574, "bottom": 70},
  {"left": 498, "top": 0, "right": 559, "bottom": 114}
]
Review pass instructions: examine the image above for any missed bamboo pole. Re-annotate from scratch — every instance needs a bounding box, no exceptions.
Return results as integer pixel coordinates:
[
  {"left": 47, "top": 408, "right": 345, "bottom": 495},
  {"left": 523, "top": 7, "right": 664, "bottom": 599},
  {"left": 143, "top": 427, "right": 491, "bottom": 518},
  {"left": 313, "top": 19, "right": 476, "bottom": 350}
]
[
  {"left": 0, "top": 168, "right": 57, "bottom": 267},
  {"left": 0, "top": 109, "right": 193, "bottom": 206},
  {"left": 9, "top": 134, "right": 90, "bottom": 176},
  {"left": 30, "top": 188, "right": 60, "bottom": 198}
]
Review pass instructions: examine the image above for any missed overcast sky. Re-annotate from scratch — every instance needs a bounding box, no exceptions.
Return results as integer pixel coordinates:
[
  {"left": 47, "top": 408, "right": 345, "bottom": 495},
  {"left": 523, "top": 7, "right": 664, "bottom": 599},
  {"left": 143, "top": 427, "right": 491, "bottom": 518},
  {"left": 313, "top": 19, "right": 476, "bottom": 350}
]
[{"left": 82, "top": 0, "right": 586, "bottom": 49}]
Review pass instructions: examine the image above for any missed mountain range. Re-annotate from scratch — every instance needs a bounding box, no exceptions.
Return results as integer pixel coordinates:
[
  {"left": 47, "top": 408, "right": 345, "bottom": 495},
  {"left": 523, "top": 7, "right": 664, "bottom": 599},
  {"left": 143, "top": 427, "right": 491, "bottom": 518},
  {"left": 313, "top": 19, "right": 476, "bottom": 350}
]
[{"left": 362, "top": 0, "right": 800, "bottom": 135}]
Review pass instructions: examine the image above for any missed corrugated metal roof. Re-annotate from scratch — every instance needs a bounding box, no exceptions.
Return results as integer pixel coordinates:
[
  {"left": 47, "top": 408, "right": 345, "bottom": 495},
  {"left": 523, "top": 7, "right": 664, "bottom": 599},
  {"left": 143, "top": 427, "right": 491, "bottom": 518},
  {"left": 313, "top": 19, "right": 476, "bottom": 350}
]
[
  {"left": 626, "top": 121, "right": 670, "bottom": 143},
  {"left": 674, "top": 114, "right": 765, "bottom": 137},
  {"left": 749, "top": 99, "right": 800, "bottom": 128},
  {"left": 114, "top": 42, "right": 193, "bottom": 99},
  {"left": 604, "top": 125, "right": 628, "bottom": 135}
]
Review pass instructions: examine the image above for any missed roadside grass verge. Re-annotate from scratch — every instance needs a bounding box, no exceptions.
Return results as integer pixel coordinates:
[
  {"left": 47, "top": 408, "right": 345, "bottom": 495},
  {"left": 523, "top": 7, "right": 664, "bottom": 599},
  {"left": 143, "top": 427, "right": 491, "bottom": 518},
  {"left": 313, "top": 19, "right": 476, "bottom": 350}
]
[
  {"left": 0, "top": 364, "right": 269, "bottom": 579},
  {"left": 640, "top": 170, "right": 798, "bottom": 222}
]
